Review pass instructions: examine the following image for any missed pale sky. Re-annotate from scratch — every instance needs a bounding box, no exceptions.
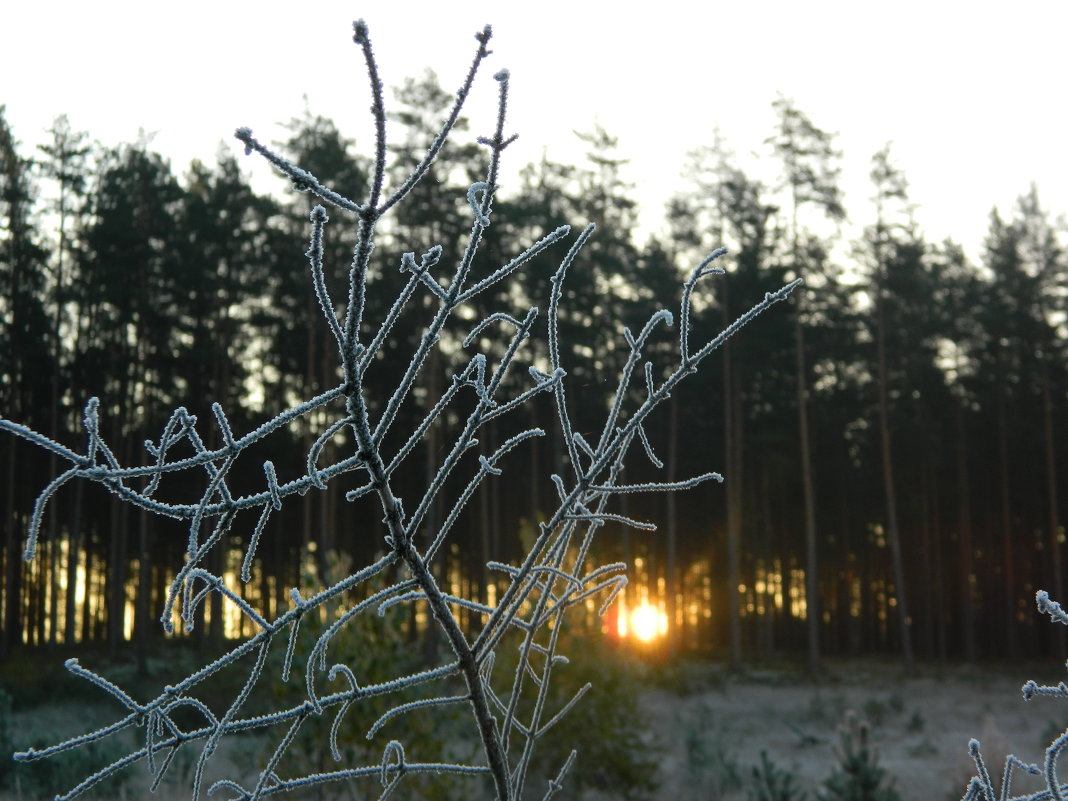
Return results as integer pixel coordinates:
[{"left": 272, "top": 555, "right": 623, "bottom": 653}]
[{"left": 3, "top": 0, "right": 1066, "bottom": 263}]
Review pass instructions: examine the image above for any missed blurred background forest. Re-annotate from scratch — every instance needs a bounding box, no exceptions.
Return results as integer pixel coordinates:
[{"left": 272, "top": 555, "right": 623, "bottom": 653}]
[{"left": 1, "top": 70, "right": 1066, "bottom": 676}]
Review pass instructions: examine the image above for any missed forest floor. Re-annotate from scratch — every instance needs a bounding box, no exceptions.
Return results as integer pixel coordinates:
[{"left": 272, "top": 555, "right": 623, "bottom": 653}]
[
  {"left": 1, "top": 652, "right": 1064, "bottom": 800},
  {"left": 637, "top": 657, "right": 1061, "bottom": 801}
]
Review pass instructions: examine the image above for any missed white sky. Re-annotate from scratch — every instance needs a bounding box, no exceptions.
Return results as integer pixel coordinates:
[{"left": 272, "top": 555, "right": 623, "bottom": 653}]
[{"left": 3, "top": 0, "right": 1066, "bottom": 263}]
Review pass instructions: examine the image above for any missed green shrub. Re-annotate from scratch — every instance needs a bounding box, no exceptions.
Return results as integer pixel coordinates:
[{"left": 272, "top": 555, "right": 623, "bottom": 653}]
[
  {"left": 819, "top": 711, "right": 900, "bottom": 801},
  {"left": 493, "top": 626, "right": 661, "bottom": 801},
  {"left": 248, "top": 556, "right": 480, "bottom": 800},
  {"left": 747, "top": 751, "right": 806, "bottom": 801}
]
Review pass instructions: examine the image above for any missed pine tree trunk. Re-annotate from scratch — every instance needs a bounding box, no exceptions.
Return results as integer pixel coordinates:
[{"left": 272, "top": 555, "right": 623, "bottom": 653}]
[
  {"left": 3, "top": 442, "right": 21, "bottom": 655},
  {"left": 724, "top": 307, "right": 742, "bottom": 672},
  {"left": 47, "top": 511, "right": 59, "bottom": 649},
  {"left": 107, "top": 494, "right": 128, "bottom": 657},
  {"left": 956, "top": 402, "right": 976, "bottom": 661},
  {"left": 135, "top": 509, "right": 151, "bottom": 677},
  {"left": 1042, "top": 365, "right": 1065, "bottom": 658},
  {"left": 929, "top": 466, "right": 948, "bottom": 665},
  {"left": 208, "top": 542, "right": 224, "bottom": 646},
  {"left": 529, "top": 401, "right": 539, "bottom": 567},
  {"left": 481, "top": 435, "right": 492, "bottom": 608},
  {"left": 760, "top": 463, "right": 775, "bottom": 656},
  {"left": 47, "top": 209, "right": 65, "bottom": 650},
  {"left": 81, "top": 529, "right": 93, "bottom": 644},
  {"left": 918, "top": 464, "right": 935, "bottom": 658},
  {"left": 37, "top": 536, "right": 49, "bottom": 646},
  {"left": 795, "top": 302, "right": 820, "bottom": 674},
  {"left": 996, "top": 371, "right": 1016, "bottom": 659},
  {"left": 64, "top": 488, "right": 80, "bottom": 644},
  {"left": 26, "top": 548, "right": 38, "bottom": 647},
  {"left": 421, "top": 347, "right": 443, "bottom": 666},
  {"left": 665, "top": 392, "right": 679, "bottom": 655},
  {"left": 876, "top": 281, "right": 915, "bottom": 675},
  {"left": 318, "top": 484, "right": 334, "bottom": 623}
]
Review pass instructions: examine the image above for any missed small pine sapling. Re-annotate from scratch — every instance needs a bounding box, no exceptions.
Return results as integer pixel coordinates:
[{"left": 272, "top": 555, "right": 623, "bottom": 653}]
[
  {"left": 820, "top": 711, "right": 899, "bottom": 801},
  {"left": 1, "top": 19, "right": 800, "bottom": 801},
  {"left": 748, "top": 750, "right": 807, "bottom": 801}
]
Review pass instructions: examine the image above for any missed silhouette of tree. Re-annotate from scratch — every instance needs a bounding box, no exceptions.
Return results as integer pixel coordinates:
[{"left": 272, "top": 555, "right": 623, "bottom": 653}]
[{"left": 767, "top": 96, "right": 845, "bottom": 674}]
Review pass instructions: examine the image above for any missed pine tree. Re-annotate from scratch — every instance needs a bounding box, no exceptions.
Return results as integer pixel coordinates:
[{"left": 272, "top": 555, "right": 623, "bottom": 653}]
[
  {"left": 767, "top": 96, "right": 844, "bottom": 674},
  {"left": 1014, "top": 186, "right": 1066, "bottom": 658},
  {"left": 36, "top": 114, "right": 91, "bottom": 647},
  {"left": 669, "top": 138, "right": 788, "bottom": 665},
  {"left": 0, "top": 107, "right": 52, "bottom": 655},
  {"left": 820, "top": 712, "right": 900, "bottom": 801},
  {"left": 862, "top": 144, "right": 917, "bottom": 674}
]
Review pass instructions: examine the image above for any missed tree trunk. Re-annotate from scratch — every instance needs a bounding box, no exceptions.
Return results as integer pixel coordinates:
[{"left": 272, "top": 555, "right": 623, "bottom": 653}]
[
  {"left": 47, "top": 513, "right": 59, "bottom": 648},
  {"left": 26, "top": 546, "right": 38, "bottom": 647},
  {"left": 107, "top": 494, "right": 128, "bottom": 657},
  {"left": 795, "top": 301, "right": 820, "bottom": 674},
  {"left": 1042, "top": 365, "right": 1065, "bottom": 658},
  {"left": 208, "top": 542, "right": 224, "bottom": 645},
  {"left": 996, "top": 370, "right": 1016, "bottom": 659},
  {"left": 46, "top": 197, "right": 66, "bottom": 650},
  {"left": 81, "top": 529, "right": 94, "bottom": 644},
  {"left": 64, "top": 482, "right": 81, "bottom": 645},
  {"left": 875, "top": 277, "right": 915, "bottom": 675},
  {"left": 481, "top": 434, "right": 493, "bottom": 608},
  {"left": 956, "top": 401, "right": 976, "bottom": 661},
  {"left": 421, "top": 347, "right": 443, "bottom": 666},
  {"left": 36, "top": 536, "right": 48, "bottom": 646},
  {"left": 930, "top": 466, "right": 948, "bottom": 666},
  {"left": 724, "top": 309, "right": 743, "bottom": 672},
  {"left": 3, "top": 442, "right": 22, "bottom": 655},
  {"left": 665, "top": 392, "right": 679, "bottom": 655},
  {"left": 918, "top": 461, "right": 935, "bottom": 658},
  {"left": 135, "top": 509, "right": 151, "bottom": 677}
]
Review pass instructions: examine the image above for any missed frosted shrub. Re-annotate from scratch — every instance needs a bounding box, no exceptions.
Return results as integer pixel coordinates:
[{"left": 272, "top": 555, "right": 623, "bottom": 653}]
[
  {"left": 960, "top": 591, "right": 1068, "bottom": 801},
  {"left": 2, "top": 20, "right": 799, "bottom": 801}
]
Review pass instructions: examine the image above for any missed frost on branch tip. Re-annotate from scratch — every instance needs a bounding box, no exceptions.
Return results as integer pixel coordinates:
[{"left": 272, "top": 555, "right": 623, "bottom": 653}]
[
  {"left": 352, "top": 19, "right": 370, "bottom": 44},
  {"left": 0, "top": 18, "right": 803, "bottom": 801}
]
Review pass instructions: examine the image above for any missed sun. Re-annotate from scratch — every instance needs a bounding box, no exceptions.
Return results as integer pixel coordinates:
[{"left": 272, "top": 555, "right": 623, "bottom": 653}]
[{"left": 617, "top": 601, "right": 668, "bottom": 642}]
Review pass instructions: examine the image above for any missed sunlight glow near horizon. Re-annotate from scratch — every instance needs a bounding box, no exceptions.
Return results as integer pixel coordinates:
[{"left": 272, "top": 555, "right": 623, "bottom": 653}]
[
  {"left": 4, "top": 1, "right": 1067, "bottom": 263},
  {"left": 617, "top": 600, "right": 670, "bottom": 642}
]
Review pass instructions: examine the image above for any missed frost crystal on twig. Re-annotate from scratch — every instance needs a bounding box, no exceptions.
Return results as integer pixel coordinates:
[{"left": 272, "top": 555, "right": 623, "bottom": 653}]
[{"left": 3, "top": 19, "right": 798, "bottom": 801}]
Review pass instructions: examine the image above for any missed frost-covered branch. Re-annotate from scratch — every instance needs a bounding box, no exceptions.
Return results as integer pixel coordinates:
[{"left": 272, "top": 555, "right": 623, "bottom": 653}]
[{"left": 4, "top": 19, "right": 798, "bottom": 801}]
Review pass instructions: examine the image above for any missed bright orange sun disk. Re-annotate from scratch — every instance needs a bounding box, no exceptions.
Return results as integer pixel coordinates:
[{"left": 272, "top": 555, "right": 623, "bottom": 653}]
[{"left": 617, "top": 602, "right": 668, "bottom": 642}]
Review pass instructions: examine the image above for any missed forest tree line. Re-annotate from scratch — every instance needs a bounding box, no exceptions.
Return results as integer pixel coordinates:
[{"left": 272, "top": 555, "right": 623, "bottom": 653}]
[{"left": 1, "top": 75, "right": 1066, "bottom": 673}]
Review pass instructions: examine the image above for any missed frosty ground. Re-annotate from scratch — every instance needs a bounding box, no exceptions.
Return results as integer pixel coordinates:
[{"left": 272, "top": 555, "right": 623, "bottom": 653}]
[
  {"left": 641, "top": 659, "right": 1058, "bottom": 801},
  {"left": 3, "top": 658, "right": 1062, "bottom": 800}
]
